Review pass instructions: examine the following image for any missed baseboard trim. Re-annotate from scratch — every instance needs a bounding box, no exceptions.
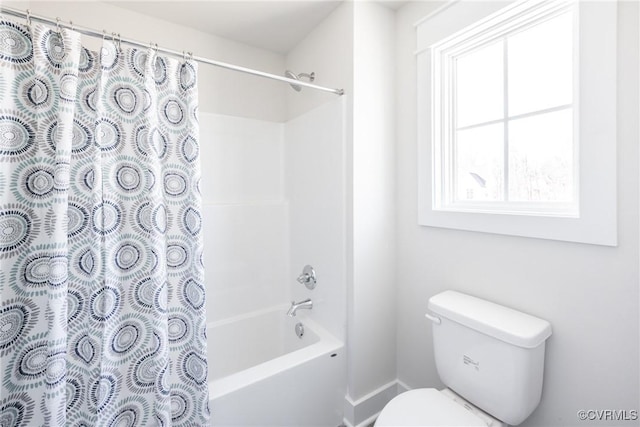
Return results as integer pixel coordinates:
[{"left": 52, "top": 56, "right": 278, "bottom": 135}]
[{"left": 343, "top": 380, "right": 401, "bottom": 427}]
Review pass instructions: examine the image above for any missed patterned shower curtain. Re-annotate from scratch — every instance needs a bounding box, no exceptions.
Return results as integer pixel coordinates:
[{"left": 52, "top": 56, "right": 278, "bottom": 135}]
[{"left": 0, "top": 18, "right": 209, "bottom": 427}]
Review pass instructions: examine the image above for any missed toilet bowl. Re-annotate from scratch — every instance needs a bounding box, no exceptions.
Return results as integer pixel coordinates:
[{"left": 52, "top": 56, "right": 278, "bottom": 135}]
[
  {"left": 375, "top": 388, "right": 505, "bottom": 427},
  {"left": 374, "top": 291, "right": 552, "bottom": 427}
]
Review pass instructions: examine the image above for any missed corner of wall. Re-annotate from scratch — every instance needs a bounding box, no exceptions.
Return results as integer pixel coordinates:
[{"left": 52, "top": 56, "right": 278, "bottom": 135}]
[
  {"left": 343, "top": 380, "right": 400, "bottom": 427},
  {"left": 284, "top": 1, "right": 354, "bottom": 121},
  {"left": 349, "top": 0, "right": 398, "bottom": 404}
]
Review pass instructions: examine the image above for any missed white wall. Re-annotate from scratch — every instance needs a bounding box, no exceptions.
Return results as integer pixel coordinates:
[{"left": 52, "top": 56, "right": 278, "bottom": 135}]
[
  {"left": 350, "top": 0, "right": 397, "bottom": 408},
  {"left": 395, "top": 2, "right": 639, "bottom": 427},
  {"left": 3, "top": 0, "right": 287, "bottom": 120}
]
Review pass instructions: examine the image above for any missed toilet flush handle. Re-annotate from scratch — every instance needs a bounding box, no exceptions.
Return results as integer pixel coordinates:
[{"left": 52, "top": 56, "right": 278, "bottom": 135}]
[{"left": 425, "top": 312, "right": 441, "bottom": 325}]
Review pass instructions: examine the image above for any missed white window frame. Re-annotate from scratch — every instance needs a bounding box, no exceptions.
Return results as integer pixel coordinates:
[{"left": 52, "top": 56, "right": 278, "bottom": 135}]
[
  {"left": 416, "top": 0, "right": 617, "bottom": 246},
  {"left": 433, "top": 1, "right": 578, "bottom": 216}
]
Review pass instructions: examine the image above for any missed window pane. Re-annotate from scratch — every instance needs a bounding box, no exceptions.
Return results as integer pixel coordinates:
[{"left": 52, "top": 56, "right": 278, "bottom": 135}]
[
  {"left": 455, "top": 123, "right": 504, "bottom": 202},
  {"left": 508, "top": 11, "right": 573, "bottom": 116},
  {"left": 508, "top": 109, "right": 573, "bottom": 202},
  {"left": 455, "top": 41, "right": 504, "bottom": 128}
]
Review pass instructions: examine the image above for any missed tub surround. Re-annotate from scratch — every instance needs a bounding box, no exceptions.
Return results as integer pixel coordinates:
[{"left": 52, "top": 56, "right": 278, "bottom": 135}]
[{"left": 201, "top": 99, "right": 347, "bottom": 425}]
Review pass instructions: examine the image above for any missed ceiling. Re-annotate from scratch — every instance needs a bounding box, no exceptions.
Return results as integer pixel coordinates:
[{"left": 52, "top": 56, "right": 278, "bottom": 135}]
[
  {"left": 109, "top": 1, "right": 341, "bottom": 54},
  {"left": 109, "top": 1, "right": 407, "bottom": 54}
]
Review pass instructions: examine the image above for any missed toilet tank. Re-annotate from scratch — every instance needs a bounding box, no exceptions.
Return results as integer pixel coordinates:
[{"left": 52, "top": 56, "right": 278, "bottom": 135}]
[{"left": 427, "top": 291, "right": 552, "bottom": 426}]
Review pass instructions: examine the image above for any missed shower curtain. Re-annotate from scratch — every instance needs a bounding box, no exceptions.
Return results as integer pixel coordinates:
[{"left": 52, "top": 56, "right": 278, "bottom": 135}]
[{"left": 0, "top": 19, "right": 209, "bottom": 426}]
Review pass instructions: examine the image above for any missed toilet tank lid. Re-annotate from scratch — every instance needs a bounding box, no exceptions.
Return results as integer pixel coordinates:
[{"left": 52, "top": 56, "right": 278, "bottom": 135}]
[{"left": 428, "top": 291, "right": 552, "bottom": 348}]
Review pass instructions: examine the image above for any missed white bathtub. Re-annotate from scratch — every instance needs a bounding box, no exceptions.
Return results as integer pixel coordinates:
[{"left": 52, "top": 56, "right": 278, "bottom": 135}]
[{"left": 208, "top": 305, "right": 345, "bottom": 427}]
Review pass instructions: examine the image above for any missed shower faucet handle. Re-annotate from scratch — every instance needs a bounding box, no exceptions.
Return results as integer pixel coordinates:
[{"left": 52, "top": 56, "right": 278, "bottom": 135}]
[{"left": 296, "top": 265, "right": 316, "bottom": 290}]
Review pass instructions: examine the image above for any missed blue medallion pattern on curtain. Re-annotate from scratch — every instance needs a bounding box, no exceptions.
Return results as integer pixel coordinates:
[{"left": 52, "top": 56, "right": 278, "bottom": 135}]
[{"left": 0, "top": 18, "right": 209, "bottom": 427}]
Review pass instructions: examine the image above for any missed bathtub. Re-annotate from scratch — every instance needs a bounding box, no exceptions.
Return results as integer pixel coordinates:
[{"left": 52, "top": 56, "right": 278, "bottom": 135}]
[{"left": 208, "top": 305, "right": 346, "bottom": 426}]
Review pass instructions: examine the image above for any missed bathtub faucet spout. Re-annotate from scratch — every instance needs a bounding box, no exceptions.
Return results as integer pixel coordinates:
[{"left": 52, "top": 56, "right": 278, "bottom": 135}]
[{"left": 287, "top": 299, "right": 313, "bottom": 317}]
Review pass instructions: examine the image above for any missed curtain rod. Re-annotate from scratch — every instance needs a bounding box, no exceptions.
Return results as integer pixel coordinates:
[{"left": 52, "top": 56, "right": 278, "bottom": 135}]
[{"left": 0, "top": 6, "right": 345, "bottom": 96}]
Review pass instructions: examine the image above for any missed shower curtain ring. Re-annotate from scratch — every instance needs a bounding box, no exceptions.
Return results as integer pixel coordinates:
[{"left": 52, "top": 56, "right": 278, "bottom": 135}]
[
  {"left": 25, "top": 9, "right": 32, "bottom": 29},
  {"left": 182, "top": 50, "right": 186, "bottom": 63},
  {"left": 188, "top": 52, "right": 193, "bottom": 62},
  {"left": 69, "top": 21, "right": 74, "bottom": 32},
  {"left": 117, "top": 33, "right": 122, "bottom": 50},
  {"left": 110, "top": 32, "right": 120, "bottom": 50},
  {"left": 55, "top": 17, "right": 61, "bottom": 34},
  {"left": 103, "top": 30, "right": 107, "bottom": 42}
]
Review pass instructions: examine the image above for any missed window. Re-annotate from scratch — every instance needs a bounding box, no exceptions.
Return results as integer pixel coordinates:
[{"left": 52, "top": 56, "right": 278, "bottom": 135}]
[
  {"left": 417, "top": 0, "right": 617, "bottom": 246},
  {"left": 433, "top": 3, "right": 576, "bottom": 216}
]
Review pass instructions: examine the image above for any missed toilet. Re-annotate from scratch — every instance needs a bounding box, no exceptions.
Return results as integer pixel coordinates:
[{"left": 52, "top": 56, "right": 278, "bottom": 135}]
[{"left": 376, "top": 290, "right": 552, "bottom": 427}]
